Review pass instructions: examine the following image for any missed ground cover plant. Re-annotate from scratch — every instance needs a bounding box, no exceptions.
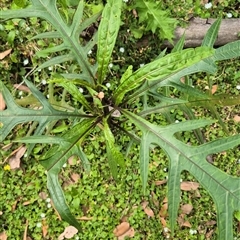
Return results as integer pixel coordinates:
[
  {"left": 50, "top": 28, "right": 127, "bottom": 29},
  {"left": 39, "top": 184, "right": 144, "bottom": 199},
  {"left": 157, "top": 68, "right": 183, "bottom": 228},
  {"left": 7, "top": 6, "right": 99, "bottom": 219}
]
[{"left": 1, "top": 0, "right": 240, "bottom": 239}]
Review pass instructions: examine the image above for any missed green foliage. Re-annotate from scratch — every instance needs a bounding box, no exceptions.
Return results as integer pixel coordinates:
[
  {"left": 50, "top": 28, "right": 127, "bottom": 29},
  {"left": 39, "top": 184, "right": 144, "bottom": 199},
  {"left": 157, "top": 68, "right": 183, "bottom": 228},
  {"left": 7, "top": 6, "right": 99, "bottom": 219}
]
[
  {"left": 131, "top": 0, "right": 177, "bottom": 41},
  {"left": 1, "top": 0, "right": 240, "bottom": 239}
]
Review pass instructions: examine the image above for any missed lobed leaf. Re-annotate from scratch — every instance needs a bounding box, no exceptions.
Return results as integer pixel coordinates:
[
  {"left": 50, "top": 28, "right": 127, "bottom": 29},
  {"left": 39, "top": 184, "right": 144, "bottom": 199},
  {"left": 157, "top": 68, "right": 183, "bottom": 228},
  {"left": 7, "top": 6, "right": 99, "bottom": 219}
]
[
  {"left": 122, "top": 110, "right": 240, "bottom": 238},
  {"left": 0, "top": 80, "right": 91, "bottom": 142}
]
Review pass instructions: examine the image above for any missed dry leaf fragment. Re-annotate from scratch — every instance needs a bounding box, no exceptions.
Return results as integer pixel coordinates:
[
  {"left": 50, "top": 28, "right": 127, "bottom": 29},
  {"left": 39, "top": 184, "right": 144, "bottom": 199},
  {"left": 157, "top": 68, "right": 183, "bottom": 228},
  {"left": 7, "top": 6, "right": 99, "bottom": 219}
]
[
  {"left": 233, "top": 115, "right": 240, "bottom": 122},
  {"left": 211, "top": 85, "right": 218, "bottom": 94},
  {"left": 141, "top": 201, "right": 154, "bottom": 218},
  {"left": 113, "top": 222, "right": 130, "bottom": 237},
  {"left": 97, "top": 91, "right": 104, "bottom": 100},
  {"left": 58, "top": 226, "right": 78, "bottom": 240},
  {"left": 180, "top": 181, "right": 199, "bottom": 191},
  {"left": 8, "top": 146, "right": 26, "bottom": 170},
  {"left": 159, "top": 203, "right": 168, "bottom": 218},
  {"left": 182, "top": 221, "right": 192, "bottom": 228},
  {"left": 155, "top": 179, "right": 167, "bottom": 186},
  {"left": 38, "top": 192, "right": 48, "bottom": 200},
  {"left": 181, "top": 204, "right": 193, "bottom": 214},
  {"left": 0, "top": 93, "right": 6, "bottom": 110},
  {"left": 42, "top": 220, "right": 48, "bottom": 238},
  {"left": 0, "top": 49, "right": 12, "bottom": 60},
  {"left": 0, "top": 231, "right": 7, "bottom": 240},
  {"left": 118, "top": 227, "right": 135, "bottom": 240},
  {"left": 13, "top": 84, "right": 31, "bottom": 93},
  {"left": 70, "top": 173, "right": 80, "bottom": 183}
]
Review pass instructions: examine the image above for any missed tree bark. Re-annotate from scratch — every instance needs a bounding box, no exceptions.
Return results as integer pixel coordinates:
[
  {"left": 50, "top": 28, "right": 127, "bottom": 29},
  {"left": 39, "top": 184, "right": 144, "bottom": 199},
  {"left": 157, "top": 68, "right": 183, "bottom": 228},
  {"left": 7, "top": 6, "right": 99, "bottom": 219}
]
[{"left": 162, "top": 18, "right": 240, "bottom": 48}]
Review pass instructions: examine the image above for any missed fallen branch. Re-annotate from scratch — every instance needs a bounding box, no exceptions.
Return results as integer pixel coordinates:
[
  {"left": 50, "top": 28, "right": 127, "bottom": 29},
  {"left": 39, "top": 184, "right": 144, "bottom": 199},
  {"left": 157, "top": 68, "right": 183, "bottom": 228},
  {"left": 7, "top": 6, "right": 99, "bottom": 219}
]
[{"left": 164, "top": 18, "right": 240, "bottom": 48}]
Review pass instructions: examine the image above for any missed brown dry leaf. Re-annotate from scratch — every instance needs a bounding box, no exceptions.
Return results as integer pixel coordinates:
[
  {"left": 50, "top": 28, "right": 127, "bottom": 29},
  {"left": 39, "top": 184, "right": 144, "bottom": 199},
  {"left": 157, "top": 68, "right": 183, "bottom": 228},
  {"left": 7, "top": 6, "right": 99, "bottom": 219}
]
[
  {"left": 132, "top": 9, "right": 138, "bottom": 18},
  {"left": 67, "top": 156, "right": 77, "bottom": 165},
  {"left": 141, "top": 201, "right": 154, "bottom": 218},
  {"left": 206, "top": 229, "right": 215, "bottom": 239},
  {"left": 205, "top": 220, "right": 216, "bottom": 226},
  {"left": 159, "top": 203, "right": 168, "bottom": 218},
  {"left": 118, "top": 227, "right": 135, "bottom": 240},
  {"left": 77, "top": 216, "right": 93, "bottom": 221},
  {"left": 58, "top": 226, "right": 78, "bottom": 240},
  {"left": 160, "top": 217, "right": 167, "bottom": 228},
  {"left": 13, "top": 84, "right": 31, "bottom": 93},
  {"left": 155, "top": 179, "right": 167, "bottom": 186},
  {"left": 113, "top": 222, "right": 130, "bottom": 237},
  {"left": 38, "top": 192, "right": 48, "bottom": 200},
  {"left": 42, "top": 220, "right": 48, "bottom": 238},
  {"left": 23, "top": 220, "right": 28, "bottom": 240},
  {"left": 8, "top": 146, "right": 26, "bottom": 170},
  {"left": 182, "top": 221, "right": 192, "bottom": 228},
  {"left": 0, "top": 49, "right": 12, "bottom": 60},
  {"left": 181, "top": 204, "right": 193, "bottom": 214},
  {"left": 23, "top": 201, "right": 32, "bottom": 206},
  {"left": 233, "top": 115, "right": 240, "bottom": 122},
  {"left": 0, "top": 93, "right": 6, "bottom": 110},
  {"left": 211, "top": 85, "right": 218, "bottom": 94},
  {"left": 180, "top": 181, "right": 199, "bottom": 191},
  {"left": 70, "top": 173, "right": 80, "bottom": 183},
  {"left": 97, "top": 91, "right": 104, "bottom": 100},
  {"left": 0, "top": 231, "right": 7, "bottom": 240}
]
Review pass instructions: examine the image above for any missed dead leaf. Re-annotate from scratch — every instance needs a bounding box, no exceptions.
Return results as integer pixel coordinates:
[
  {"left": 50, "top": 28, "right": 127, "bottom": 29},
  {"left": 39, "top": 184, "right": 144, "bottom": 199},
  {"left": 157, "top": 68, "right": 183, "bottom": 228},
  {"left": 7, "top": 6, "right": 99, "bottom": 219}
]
[
  {"left": 181, "top": 204, "right": 193, "bottom": 214},
  {"left": 0, "top": 93, "right": 6, "bottom": 110},
  {"left": 70, "top": 173, "right": 80, "bottom": 183},
  {"left": 23, "top": 220, "right": 28, "bottom": 240},
  {"left": 68, "top": 156, "right": 77, "bottom": 165},
  {"left": 113, "top": 222, "right": 130, "bottom": 237},
  {"left": 58, "top": 226, "right": 78, "bottom": 240},
  {"left": 211, "top": 85, "right": 218, "bottom": 94},
  {"left": 155, "top": 179, "right": 167, "bottom": 186},
  {"left": 13, "top": 84, "right": 31, "bottom": 93},
  {"left": 42, "top": 220, "right": 48, "bottom": 238},
  {"left": 233, "top": 115, "right": 240, "bottom": 122},
  {"left": 160, "top": 217, "right": 167, "bottom": 228},
  {"left": 205, "top": 220, "right": 216, "bottom": 226},
  {"left": 159, "top": 203, "right": 168, "bottom": 218},
  {"left": 0, "top": 231, "right": 7, "bottom": 240},
  {"left": 141, "top": 201, "right": 154, "bottom": 218},
  {"left": 38, "top": 192, "right": 48, "bottom": 200},
  {"left": 97, "top": 91, "right": 104, "bottom": 100},
  {"left": 77, "top": 216, "right": 93, "bottom": 221},
  {"left": 180, "top": 181, "right": 199, "bottom": 191},
  {"left": 206, "top": 229, "right": 214, "bottom": 239},
  {"left": 118, "top": 227, "right": 135, "bottom": 240},
  {"left": 23, "top": 201, "right": 32, "bottom": 206},
  {"left": 8, "top": 146, "right": 26, "bottom": 170},
  {"left": 0, "top": 49, "right": 12, "bottom": 60},
  {"left": 182, "top": 221, "right": 192, "bottom": 228}
]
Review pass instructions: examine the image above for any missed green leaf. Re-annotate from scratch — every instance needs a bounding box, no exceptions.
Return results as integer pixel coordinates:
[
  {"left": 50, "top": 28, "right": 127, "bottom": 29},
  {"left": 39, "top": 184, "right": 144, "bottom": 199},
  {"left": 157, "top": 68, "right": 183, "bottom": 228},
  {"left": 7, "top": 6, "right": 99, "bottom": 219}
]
[
  {"left": 0, "top": 80, "right": 91, "bottom": 142},
  {"left": 120, "top": 65, "right": 133, "bottom": 83},
  {"left": 201, "top": 18, "right": 221, "bottom": 48},
  {"left": 0, "top": 0, "right": 95, "bottom": 82},
  {"left": 171, "top": 33, "right": 185, "bottom": 53},
  {"left": 97, "top": 0, "right": 122, "bottom": 84},
  {"left": 39, "top": 119, "right": 97, "bottom": 229},
  {"left": 47, "top": 171, "right": 82, "bottom": 231},
  {"left": 134, "top": 0, "right": 177, "bottom": 41},
  {"left": 122, "top": 110, "right": 240, "bottom": 238},
  {"left": 50, "top": 78, "right": 92, "bottom": 111},
  {"left": 214, "top": 40, "right": 240, "bottom": 61},
  {"left": 102, "top": 118, "right": 125, "bottom": 179},
  {"left": 113, "top": 47, "right": 214, "bottom": 105}
]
